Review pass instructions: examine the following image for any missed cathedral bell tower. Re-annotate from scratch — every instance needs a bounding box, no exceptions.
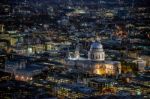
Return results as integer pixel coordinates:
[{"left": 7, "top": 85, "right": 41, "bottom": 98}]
[{"left": 74, "top": 42, "right": 80, "bottom": 59}]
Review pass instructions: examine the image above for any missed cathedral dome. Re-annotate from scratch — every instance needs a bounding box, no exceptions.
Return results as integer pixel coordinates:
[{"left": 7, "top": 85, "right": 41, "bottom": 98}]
[
  {"left": 88, "top": 41, "right": 105, "bottom": 61},
  {"left": 90, "top": 42, "right": 103, "bottom": 49},
  {"left": 90, "top": 41, "right": 104, "bottom": 52}
]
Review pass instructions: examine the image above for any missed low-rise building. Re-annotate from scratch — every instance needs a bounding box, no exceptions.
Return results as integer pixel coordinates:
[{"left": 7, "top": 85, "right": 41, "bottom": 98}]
[{"left": 5, "top": 57, "right": 48, "bottom": 81}]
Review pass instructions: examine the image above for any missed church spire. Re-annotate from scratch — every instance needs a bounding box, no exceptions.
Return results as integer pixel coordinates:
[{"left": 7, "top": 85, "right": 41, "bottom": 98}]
[{"left": 75, "top": 41, "right": 80, "bottom": 59}]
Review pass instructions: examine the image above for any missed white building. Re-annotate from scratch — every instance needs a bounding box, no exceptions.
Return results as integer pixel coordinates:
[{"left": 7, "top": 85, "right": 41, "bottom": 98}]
[{"left": 66, "top": 40, "right": 121, "bottom": 77}]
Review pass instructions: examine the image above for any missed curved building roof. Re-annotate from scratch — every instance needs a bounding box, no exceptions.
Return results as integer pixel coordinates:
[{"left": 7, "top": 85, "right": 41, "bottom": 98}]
[{"left": 90, "top": 41, "right": 103, "bottom": 52}]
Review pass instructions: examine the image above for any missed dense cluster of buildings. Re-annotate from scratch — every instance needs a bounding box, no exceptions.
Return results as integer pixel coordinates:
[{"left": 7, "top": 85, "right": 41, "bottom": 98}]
[
  {"left": 66, "top": 40, "right": 121, "bottom": 77},
  {"left": 0, "top": 0, "right": 149, "bottom": 99}
]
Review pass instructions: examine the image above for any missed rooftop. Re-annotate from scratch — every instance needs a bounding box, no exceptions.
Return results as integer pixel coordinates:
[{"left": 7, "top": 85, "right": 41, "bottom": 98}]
[
  {"left": 91, "top": 77, "right": 115, "bottom": 83},
  {"left": 58, "top": 83, "right": 95, "bottom": 94}
]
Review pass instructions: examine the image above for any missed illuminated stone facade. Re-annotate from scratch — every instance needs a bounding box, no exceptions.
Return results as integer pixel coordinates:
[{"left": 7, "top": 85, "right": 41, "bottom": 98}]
[
  {"left": 5, "top": 59, "right": 48, "bottom": 81},
  {"left": 66, "top": 41, "right": 121, "bottom": 77},
  {"left": 88, "top": 41, "right": 105, "bottom": 61}
]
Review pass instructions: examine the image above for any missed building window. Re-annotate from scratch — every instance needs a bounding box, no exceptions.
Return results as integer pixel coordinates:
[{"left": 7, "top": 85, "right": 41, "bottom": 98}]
[
  {"left": 92, "top": 54, "right": 94, "bottom": 59},
  {"left": 96, "top": 56, "right": 98, "bottom": 59}
]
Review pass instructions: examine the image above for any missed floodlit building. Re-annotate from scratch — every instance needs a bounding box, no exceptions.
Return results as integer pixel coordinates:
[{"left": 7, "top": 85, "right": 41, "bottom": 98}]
[
  {"left": 66, "top": 40, "right": 121, "bottom": 77},
  {"left": 89, "top": 77, "right": 116, "bottom": 93},
  {"left": 5, "top": 58, "right": 48, "bottom": 81}
]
